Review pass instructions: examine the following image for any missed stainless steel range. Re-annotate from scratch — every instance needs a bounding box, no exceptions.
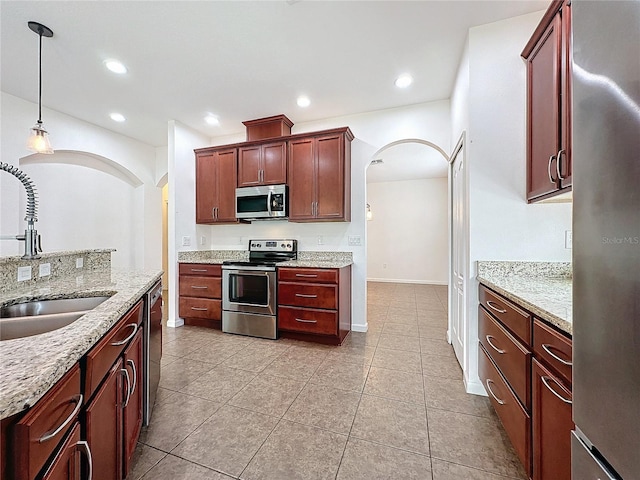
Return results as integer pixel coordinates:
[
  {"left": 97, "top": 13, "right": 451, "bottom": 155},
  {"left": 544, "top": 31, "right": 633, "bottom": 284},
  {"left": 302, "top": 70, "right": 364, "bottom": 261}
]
[{"left": 222, "top": 239, "right": 297, "bottom": 339}]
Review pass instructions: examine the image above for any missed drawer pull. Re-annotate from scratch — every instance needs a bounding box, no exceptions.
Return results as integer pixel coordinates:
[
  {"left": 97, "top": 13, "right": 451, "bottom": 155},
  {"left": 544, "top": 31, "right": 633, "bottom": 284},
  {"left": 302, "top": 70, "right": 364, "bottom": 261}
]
[
  {"left": 191, "top": 268, "right": 208, "bottom": 272},
  {"left": 127, "top": 359, "right": 137, "bottom": 396},
  {"left": 110, "top": 323, "right": 138, "bottom": 346},
  {"left": 295, "top": 318, "right": 317, "bottom": 324},
  {"left": 485, "top": 335, "right": 506, "bottom": 354},
  {"left": 77, "top": 440, "right": 93, "bottom": 480},
  {"left": 295, "top": 293, "right": 318, "bottom": 298},
  {"left": 541, "top": 376, "right": 572, "bottom": 404},
  {"left": 191, "top": 285, "right": 208, "bottom": 289},
  {"left": 191, "top": 307, "right": 208, "bottom": 311},
  {"left": 486, "top": 300, "right": 507, "bottom": 314},
  {"left": 39, "top": 394, "right": 83, "bottom": 443},
  {"left": 541, "top": 343, "right": 572, "bottom": 366},
  {"left": 296, "top": 274, "right": 318, "bottom": 278},
  {"left": 121, "top": 367, "right": 132, "bottom": 408},
  {"left": 485, "top": 379, "right": 505, "bottom": 405}
]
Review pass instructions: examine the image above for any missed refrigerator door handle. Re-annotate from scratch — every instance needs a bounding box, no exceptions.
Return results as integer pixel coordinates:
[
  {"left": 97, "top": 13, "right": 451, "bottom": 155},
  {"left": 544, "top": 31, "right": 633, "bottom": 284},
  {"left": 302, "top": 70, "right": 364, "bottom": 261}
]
[{"left": 541, "top": 376, "right": 572, "bottom": 404}]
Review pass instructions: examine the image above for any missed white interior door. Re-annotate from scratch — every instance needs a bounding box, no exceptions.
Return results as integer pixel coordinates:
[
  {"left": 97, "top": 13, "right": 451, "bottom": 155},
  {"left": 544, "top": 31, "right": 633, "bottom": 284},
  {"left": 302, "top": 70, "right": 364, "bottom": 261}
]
[{"left": 450, "top": 141, "right": 466, "bottom": 368}]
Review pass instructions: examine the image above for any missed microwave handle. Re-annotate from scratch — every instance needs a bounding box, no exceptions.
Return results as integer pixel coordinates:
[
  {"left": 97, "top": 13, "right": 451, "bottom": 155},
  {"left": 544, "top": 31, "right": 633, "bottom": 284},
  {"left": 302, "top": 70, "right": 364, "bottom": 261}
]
[{"left": 267, "top": 191, "right": 272, "bottom": 216}]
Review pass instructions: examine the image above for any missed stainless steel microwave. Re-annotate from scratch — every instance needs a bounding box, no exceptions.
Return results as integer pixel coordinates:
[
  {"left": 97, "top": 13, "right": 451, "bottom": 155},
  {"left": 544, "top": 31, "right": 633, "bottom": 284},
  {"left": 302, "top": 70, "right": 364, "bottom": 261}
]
[{"left": 235, "top": 184, "right": 288, "bottom": 220}]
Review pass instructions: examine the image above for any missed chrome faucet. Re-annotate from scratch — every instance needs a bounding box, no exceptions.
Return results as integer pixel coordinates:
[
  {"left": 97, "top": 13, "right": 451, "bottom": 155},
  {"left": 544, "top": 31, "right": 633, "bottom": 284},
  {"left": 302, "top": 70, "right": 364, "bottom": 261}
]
[{"left": 0, "top": 162, "right": 42, "bottom": 259}]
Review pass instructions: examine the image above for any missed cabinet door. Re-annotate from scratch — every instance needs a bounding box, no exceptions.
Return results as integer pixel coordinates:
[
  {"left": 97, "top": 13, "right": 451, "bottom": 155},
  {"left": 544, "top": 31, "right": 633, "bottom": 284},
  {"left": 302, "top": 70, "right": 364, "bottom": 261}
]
[
  {"left": 261, "top": 142, "right": 287, "bottom": 185},
  {"left": 122, "top": 329, "right": 143, "bottom": 478},
  {"left": 41, "top": 422, "right": 81, "bottom": 480},
  {"left": 316, "top": 134, "right": 345, "bottom": 220},
  {"left": 215, "top": 149, "right": 238, "bottom": 222},
  {"left": 559, "top": 1, "right": 572, "bottom": 188},
  {"left": 526, "top": 13, "right": 562, "bottom": 201},
  {"left": 195, "top": 152, "right": 217, "bottom": 223},
  {"left": 86, "top": 359, "right": 123, "bottom": 480},
  {"left": 238, "top": 146, "right": 262, "bottom": 187},
  {"left": 532, "top": 358, "right": 573, "bottom": 480},
  {"left": 288, "top": 138, "right": 316, "bottom": 220}
]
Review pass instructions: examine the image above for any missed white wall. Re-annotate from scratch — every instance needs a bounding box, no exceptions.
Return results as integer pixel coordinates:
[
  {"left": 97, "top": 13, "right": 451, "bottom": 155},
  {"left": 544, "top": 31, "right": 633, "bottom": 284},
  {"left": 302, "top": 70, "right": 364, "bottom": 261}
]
[
  {"left": 367, "top": 178, "right": 448, "bottom": 284},
  {"left": 0, "top": 93, "right": 162, "bottom": 270},
  {"left": 168, "top": 101, "right": 451, "bottom": 331},
  {"left": 449, "top": 11, "right": 573, "bottom": 394}
]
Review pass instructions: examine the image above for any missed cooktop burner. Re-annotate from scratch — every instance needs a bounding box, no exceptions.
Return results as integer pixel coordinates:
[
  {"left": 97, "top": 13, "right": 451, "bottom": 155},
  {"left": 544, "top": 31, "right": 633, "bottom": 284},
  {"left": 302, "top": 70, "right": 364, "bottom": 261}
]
[{"left": 223, "top": 239, "right": 297, "bottom": 268}]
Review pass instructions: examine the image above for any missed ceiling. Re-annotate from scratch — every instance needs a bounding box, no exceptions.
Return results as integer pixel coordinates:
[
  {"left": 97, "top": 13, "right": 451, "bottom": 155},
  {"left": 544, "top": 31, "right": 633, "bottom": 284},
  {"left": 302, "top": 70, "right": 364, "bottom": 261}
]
[{"left": 1, "top": 1, "right": 548, "bottom": 148}]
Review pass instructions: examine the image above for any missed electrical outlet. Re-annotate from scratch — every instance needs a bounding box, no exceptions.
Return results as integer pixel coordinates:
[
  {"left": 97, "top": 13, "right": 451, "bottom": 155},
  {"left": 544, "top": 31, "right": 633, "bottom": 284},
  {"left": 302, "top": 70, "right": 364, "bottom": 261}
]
[
  {"left": 383, "top": 263, "right": 387, "bottom": 269},
  {"left": 39, "top": 263, "right": 51, "bottom": 277},
  {"left": 182, "top": 236, "right": 191, "bottom": 247},
  {"left": 317, "top": 235, "right": 323, "bottom": 245},
  {"left": 200, "top": 235, "right": 206, "bottom": 246},
  {"left": 348, "top": 235, "right": 361, "bottom": 246},
  {"left": 565, "top": 230, "right": 572, "bottom": 249},
  {"left": 17, "top": 266, "right": 32, "bottom": 281},
  {"left": 76, "top": 257, "right": 84, "bottom": 268}
]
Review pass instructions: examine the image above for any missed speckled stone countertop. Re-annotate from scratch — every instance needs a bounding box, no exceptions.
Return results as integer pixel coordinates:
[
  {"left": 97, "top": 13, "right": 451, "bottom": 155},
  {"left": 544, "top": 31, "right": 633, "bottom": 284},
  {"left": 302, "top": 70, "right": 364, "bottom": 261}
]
[
  {"left": 477, "top": 261, "right": 572, "bottom": 335},
  {"left": 178, "top": 250, "right": 353, "bottom": 268},
  {"left": 0, "top": 268, "right": 162, "bottom": 419}
]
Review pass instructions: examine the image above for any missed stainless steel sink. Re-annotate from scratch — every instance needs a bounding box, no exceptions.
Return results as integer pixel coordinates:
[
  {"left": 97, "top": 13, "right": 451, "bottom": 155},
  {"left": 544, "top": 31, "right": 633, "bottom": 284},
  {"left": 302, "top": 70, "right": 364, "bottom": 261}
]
[{"left": 0, "top": 296, "right": 111, "bottom": 341}]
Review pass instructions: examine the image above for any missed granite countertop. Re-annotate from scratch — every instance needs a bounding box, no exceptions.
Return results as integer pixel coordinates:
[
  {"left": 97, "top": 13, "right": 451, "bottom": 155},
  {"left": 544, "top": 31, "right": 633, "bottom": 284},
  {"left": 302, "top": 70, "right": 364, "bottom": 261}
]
[
  {"left": 0, "top": 268, "right": 163, "bottom": 419},
  {"left": 178, "top": 250, "right": 353, "bottom": 268},
  {"left": 477, "top": 261, "right": 572, "bottom": 335}
]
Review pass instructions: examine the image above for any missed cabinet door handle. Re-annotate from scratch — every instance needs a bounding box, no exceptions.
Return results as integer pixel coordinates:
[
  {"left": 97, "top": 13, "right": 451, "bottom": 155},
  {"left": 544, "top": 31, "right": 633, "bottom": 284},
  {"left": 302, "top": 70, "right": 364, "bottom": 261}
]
[
  {"left": 485, "top": 335, "right": 506, "bottom": 354},
  {"left": 541, "top": 343, "right": 572, "bottom": 366},
  {"left": 191, "top": 307, "right": 208, "bottom": 311},
  {"left": 76, "top": 440, "right": 93, "bottom": 480},
  {"left": 296, "top": 274, "right": 318, "bottom": 278},
  {"left": 485, "top": 379, "right": 505, "bottom": 405},
  {"left": 211, "top": 207, "right": 215, "bottom": 220},
  {"left": 556, "top": 149, "right": 566, "bottom": 180},
  {"left": 191, "top": 285, "right": 208, "bottom": 289},
  {"left": 485, "top": 300, "right": 507, "bottom": 314},
  {"left": 191, "top": 268, "right": 208, "bottom": 273},
  {"left": 110, "top": 323, "right": 138, "bottom": 346},
  {"left": 548, "top": 154, "right": 557, "bottom": 183},
  {"left": 127, "top": 359, "right": 137, "bottom": 396},
  {"left": 295, "top": 293, "right": 317, "bottom": 298},
  {"left": 121, "top": 367, "right": 132, "bottom": 408},
  {"left": 38, "top": 394, "right": 83, "bottom": 443},
  {"left": 541, "top": 376, "right": 572, "bottom": 404},
  {"left": 295, "top": 318, "right": 317, "bottom": 324}
]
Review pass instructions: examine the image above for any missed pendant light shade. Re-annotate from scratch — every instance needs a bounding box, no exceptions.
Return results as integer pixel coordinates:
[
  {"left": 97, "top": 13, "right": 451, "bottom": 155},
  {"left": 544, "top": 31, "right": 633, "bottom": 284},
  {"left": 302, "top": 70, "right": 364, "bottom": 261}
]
[{"left": 26, "top": 21, "right": 54, "bottom": 154}]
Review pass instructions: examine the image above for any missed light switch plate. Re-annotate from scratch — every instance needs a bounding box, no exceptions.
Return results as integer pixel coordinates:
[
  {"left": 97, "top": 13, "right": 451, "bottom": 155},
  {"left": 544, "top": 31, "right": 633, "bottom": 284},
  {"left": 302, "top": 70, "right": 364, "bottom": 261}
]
[
  {"left": 565, "top": 230, "right": 572, "bottom": 249},
  {"left": 182, "top": 236, "right": 191, "bottom": 247},
  {"left": 17, "top": 266, "right": 32, "bottom": 281},
  {"left": 39, "top": 263, "right": 51, "bottom": 277},
  {"left": 76, "top": 257, "right": 84, "bottom": 268},
  {"left": 348, "top": 235, "right": 361, "bottom": 246}
]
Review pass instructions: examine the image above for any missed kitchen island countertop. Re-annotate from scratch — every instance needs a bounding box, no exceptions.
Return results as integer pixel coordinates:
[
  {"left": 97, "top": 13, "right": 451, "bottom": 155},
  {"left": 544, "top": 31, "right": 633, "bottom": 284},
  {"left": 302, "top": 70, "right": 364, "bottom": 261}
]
[{"left": 0, "top": 268, "right": 162, "bottom": 419}]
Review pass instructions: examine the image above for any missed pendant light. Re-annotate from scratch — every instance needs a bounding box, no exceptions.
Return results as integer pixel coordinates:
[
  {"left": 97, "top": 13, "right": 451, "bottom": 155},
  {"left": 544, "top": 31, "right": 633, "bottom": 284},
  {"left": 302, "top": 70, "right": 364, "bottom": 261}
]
[{"left": 26, "top": 21, "right": 54, "bottom": 154}]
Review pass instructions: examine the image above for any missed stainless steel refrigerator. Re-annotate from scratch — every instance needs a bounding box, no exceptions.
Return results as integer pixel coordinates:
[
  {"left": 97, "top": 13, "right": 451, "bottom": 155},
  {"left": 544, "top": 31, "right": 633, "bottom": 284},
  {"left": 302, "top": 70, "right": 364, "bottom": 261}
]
[{"left": 572, "top": 1, "right": 640, "bottom": 479}]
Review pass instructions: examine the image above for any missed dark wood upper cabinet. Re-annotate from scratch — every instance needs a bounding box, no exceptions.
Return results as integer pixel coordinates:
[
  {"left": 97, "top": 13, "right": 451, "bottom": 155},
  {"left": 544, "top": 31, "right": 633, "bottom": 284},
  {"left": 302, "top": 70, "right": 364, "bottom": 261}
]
[
  {"left": 238, "top": 141, "right": 287, "bottom": 187},
  {"left": 288, "top": 128, "right": 353, "bottom": 222},
  {"left": 522, "top": 0, "right": 572, "bottom": 202},
  {"left": 195, "top": 148, "right": 238, "bottom": 224}
]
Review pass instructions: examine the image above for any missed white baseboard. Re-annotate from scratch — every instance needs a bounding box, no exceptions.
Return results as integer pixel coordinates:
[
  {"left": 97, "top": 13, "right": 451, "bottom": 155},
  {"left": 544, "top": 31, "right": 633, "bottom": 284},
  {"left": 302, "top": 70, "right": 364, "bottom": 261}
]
[
  {"left": 464, "top": 377, "right": 487, "bottom": 397},
  {"left": 351, "top": 323, "right": 368, "bottom": 333},
  {"left": 367, "top": 278, "right": 448, "bottom": 286},
  {"left": 167, "top": 317, "right": 184, "bottom": 328}
]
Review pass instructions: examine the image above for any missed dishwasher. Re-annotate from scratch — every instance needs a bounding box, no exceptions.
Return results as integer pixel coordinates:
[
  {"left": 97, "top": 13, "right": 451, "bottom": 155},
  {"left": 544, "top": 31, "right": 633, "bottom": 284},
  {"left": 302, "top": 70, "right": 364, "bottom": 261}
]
[{"left": 143, "top": 281, "right": 162, "bottom": 426}]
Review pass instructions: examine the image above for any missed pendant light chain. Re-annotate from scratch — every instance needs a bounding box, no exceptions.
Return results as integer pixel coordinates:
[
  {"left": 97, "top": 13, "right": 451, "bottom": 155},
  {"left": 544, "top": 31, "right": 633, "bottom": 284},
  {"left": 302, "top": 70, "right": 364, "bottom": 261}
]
[{"left": 38, "top": 28, "right": 43, "bottom": 124}]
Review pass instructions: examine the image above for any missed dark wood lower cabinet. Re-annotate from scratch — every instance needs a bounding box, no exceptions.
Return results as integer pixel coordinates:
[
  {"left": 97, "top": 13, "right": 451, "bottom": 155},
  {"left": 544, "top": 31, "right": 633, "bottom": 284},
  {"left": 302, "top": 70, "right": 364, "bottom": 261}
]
[
  {"left": 122, "top": 329, "right": 143, "bottom": 477},
  {"left": 532, "top": 358, "right": 573, "bottom": 480},
  {"left": 41, "top": 423, "right": 81, "bottom": 480},
  {"left": 85, "top": 359, "right": 123, "bottom": 480}
]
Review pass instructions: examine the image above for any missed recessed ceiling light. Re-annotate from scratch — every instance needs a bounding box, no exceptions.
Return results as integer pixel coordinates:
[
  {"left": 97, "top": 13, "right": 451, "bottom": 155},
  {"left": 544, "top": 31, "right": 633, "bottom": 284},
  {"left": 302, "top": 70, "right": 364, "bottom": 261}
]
[
  {"left": 205, "top": 115, "right": 220, "bottom": 126},
  {"left": 110, "top": 112, "right": 126, "bottom": 122},
  {"left": 297, "top": 95, "right": 311, "bottom": 108},
  {"left": 394, "top": 74, "right": 413, "bottom": 88},
  {"left": 104, "top": 59, "right": 127, "bottom": 74}
]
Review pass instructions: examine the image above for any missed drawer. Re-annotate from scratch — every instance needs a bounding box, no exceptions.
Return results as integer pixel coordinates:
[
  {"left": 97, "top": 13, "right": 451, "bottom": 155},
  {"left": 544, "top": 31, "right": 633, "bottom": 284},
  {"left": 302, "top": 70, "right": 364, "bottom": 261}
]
[
  {"left": 278, "top": 306, "right": 338, "bottom": 335},
  {"left": 179, "top": 263, "right": 221, "bottom": 277},
  {"left": 179, "top": 297, "right": 221, "bottom": 320},
  {"left": 533, "top": 318, "right": 572, "bottom": 386},
  {"left": 84, "top": 300, "right": 143, "bottom": 400},
  {"left": 479, "top": 307, "right": 531, "bottom": 410},
  {"left": 479, "top": 285, "right": 532, "bottom": 345},
  {"left": 179, "top": 275, "right": 221, "bottom": 299},
  {"left": 278, "top": 267, "right": 338, "bottom": 284},
  {"left": 278, "top": 282, "right": 337, "bottom": 309},
  {"left": 479, "top": 344, "right": 531, "bottom": 476},
  {"left": 13, "top": 364, "right": 82, "bottom": 480}
]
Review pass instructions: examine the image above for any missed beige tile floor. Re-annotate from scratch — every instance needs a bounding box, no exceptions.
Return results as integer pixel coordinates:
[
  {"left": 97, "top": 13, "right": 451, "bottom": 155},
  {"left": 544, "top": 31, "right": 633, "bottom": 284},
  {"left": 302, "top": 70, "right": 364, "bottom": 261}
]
[{"left": 128, "top": 282, "right": 525, "bottom": 480}]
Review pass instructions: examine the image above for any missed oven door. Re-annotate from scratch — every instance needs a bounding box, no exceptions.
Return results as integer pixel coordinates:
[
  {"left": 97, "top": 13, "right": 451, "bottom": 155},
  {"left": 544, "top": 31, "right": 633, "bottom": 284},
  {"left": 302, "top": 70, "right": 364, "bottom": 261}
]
[{"left": 222, "top": 266, "right": 276, "bottom": 315}]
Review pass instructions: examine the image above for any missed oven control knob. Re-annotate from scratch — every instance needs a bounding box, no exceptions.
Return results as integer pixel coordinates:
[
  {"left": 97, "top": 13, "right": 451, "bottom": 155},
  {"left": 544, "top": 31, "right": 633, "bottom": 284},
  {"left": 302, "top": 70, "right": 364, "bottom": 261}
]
[
  {"left": 251, "top": 243, "right": 255, "bottom": 247},
  {"left": 287, "top": 243, "right": 291, "bottom": 248},
  {"left": 256, "top": 243, "right": 261, "bottom": 247}
]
